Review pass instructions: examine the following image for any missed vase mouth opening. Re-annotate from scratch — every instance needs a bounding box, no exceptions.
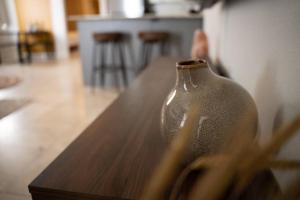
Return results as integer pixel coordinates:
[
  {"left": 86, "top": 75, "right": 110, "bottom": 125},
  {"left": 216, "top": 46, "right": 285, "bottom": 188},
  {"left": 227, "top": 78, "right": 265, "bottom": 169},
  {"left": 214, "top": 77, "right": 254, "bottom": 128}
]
[{"left": 176, "top": 59, "right": 208, "bottom": 69}]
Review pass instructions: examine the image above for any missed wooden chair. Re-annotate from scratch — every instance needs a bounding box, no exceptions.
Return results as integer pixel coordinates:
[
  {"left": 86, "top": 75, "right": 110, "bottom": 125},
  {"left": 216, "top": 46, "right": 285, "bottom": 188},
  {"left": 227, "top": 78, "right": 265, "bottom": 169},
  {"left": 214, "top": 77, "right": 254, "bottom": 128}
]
[{"left": 21, "top": 31, "right": 55, "bottom": 62}]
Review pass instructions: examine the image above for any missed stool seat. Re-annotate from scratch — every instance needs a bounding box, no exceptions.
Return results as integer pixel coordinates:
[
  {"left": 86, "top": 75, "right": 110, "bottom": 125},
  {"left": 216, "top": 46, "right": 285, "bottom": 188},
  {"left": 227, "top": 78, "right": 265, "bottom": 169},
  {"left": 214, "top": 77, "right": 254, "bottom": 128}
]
[
  {"left": 93, "top": 32, "right": 123, "bottom": 42},
  {"left": 138, "top": 31, "right": 169, "bottom": 42}
]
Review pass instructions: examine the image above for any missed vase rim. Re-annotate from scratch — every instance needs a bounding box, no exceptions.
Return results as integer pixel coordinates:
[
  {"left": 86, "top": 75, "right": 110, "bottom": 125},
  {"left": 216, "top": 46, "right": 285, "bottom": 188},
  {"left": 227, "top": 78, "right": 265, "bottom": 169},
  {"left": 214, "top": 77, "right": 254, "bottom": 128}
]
[{"left": 176, "top": 59, "right": 208, "bottom": 69}]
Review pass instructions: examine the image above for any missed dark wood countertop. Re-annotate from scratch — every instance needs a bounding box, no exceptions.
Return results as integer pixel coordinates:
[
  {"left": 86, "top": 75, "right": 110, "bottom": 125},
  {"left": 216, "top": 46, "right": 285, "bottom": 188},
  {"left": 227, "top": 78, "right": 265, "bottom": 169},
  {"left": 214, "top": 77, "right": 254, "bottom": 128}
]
[{"left": 28, "top": 57, "right": 179, "bottom": 200}]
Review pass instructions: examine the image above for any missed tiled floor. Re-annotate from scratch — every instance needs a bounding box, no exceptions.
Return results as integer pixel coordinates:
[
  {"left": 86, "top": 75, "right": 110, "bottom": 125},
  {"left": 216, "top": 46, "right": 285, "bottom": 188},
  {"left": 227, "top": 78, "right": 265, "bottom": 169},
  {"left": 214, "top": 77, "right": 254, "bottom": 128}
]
[{"left": 0, "top": 56, "right": 119, "bottom": 200}]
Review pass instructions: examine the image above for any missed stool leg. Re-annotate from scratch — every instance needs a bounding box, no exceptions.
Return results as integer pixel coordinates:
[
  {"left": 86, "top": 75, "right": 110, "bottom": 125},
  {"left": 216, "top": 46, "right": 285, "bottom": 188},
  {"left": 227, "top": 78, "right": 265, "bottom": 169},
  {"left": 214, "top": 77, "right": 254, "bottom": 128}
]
[
  {"left": 111, "top": 42, "right": 120, "bottom": 87},
  {"left": 118, "top": 42, "right": 128, "bottom": 86},
  {"left": 141, "top": 42, "right": 150, "bottom": 70},
  {"left": 45, "top": 42, "right": 53, "bottom": 60},
  {"left": 100, "top": 43, "right": 106, "bottom": 86},
  {"left": 91, "top": 43, "right": 98, "bottom": 87},
  {"left": 139, "top": 42, "right": 146, "bottom": 71},
  {"left": 145, "top": 43, "right": 152, "bottom": 67},
  {"left": 26, "top": 43, "right": 32, "bottom": 63},
  {"left": 160, "top": 41, "right": 166, "bottom": 56},
  {"left": 17, "top": 43, "right": 24, "bottom": 64}
]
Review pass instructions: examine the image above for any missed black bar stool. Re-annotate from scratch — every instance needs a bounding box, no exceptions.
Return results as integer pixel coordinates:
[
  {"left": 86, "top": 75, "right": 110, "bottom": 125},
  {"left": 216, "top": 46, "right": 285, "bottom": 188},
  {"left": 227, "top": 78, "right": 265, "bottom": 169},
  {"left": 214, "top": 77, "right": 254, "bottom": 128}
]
[
  {"left": 91, "top": 32, "right": 127, "bottom": 87},
  {"left": 138, "top": 31, "right": 169, "bottom": 71}
]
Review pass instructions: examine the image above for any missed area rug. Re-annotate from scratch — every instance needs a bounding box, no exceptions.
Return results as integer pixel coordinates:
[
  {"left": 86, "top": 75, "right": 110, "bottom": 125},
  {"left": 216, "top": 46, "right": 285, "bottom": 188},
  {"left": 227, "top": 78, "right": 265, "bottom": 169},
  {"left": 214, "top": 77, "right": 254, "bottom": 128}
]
[
  {"left": 0, "top": 76, "right": 21, "bottom": 89},
  {"left": 0, "top": 99, "right": 31, "bottom": 120}
]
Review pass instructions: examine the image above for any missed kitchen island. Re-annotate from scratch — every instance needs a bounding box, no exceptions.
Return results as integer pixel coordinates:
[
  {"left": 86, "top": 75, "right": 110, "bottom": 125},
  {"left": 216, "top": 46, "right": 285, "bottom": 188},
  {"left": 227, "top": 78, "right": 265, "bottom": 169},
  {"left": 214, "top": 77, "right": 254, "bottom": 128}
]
[{"left": 71, "top": 14, "right": 203, "bottom": 86}]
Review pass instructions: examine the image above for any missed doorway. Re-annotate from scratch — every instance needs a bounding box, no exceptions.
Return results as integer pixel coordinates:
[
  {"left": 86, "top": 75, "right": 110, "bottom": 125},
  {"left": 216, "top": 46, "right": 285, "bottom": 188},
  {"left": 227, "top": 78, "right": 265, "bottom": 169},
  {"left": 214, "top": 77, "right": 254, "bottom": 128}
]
[{"left": 64, "top": 0, "right": 100, "bottom": 54}]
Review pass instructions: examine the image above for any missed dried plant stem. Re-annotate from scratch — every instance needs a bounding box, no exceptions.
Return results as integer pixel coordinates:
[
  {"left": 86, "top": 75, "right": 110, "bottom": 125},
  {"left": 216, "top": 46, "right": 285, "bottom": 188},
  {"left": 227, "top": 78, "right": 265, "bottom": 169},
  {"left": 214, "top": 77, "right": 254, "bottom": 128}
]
[
  {"left": 269, "top": 160, "right": 300, "bottom": 170},
  {"left": 188, "top": 107, "right": 258, "bottom": 200},
  {"left": 189, "top": 140, "right": 252, "bottom": 200},
  {"left": 258, "top": 116, "right": 300, "bottom": 162},
  {"left": 170, "top": 155, "right": 227, "bottom": 200},
  {"left": 189, "top": 154, "right": 241, "bottom": 200},
  {"left": 171, "top": 157, "right": 300, "bottom": 200},
  {"left": 232, "top": 116, "right": 300, "bottom": 198},
  {"left": 170, "top": 163, "right": 193, "bottom": 200},
  {"left": 141, "top": 104, "right": 200, "bottom": 200},
  {"left": 142, "top": 95, "right": 300, "bottom": 200}
]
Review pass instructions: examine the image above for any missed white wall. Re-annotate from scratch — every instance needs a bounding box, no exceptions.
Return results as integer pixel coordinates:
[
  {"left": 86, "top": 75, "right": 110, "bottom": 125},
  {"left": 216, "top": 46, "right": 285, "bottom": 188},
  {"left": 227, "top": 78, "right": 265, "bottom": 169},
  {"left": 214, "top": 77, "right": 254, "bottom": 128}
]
[
  {"left": 4, "top": 0, "right": 18, "bottom": 31},
  {"left": 0, "top": 0, "right": 18, "bottom": 31},
  {"left": 0, "top": 0, "right": 9, "bottom": 28},
  {"left": 50, "top": 0, "right": 69, "bottom": 59},
  {"left": 0, "top": 0, "right": 19, "bottom": 62},
  {"left": 204, "top": 0, "right": 300, "bottom": 188}
]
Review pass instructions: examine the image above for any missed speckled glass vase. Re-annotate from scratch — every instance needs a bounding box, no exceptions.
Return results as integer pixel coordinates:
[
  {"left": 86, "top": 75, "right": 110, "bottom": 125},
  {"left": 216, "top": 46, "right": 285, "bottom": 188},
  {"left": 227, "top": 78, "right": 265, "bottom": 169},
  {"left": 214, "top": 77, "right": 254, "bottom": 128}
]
[{"left": 161, "top": 59, "right": 258, "bottom": 161}]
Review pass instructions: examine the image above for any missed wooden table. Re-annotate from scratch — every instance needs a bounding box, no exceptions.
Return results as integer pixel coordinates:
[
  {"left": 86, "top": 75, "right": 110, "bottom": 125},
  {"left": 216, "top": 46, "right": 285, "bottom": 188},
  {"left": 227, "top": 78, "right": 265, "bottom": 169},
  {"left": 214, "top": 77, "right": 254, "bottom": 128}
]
[
  {"left": 29, "top": 57, "right": 177, "bottom": 200},
  {"left": 29, "top": 57, "right": 279, "bottom": 200}
]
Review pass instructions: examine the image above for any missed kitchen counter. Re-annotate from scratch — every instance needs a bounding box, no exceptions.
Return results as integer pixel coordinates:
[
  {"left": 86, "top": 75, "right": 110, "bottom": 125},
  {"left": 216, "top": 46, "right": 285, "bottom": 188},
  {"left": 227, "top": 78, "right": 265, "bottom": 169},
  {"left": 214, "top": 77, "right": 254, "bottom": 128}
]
[
  {"left": 69, "top": 13, "right": 203, "bottom": 21},
  {"left": 75, "top": 14, "right": 203, "bottom": 86}
]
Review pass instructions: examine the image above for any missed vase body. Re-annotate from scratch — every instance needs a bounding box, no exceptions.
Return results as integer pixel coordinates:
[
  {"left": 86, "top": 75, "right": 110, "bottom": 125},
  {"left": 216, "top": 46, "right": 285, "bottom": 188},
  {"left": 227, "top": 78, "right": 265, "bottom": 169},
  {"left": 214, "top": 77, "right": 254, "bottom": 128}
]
[{"left": 161, "top": 59, "right": 258, "bottom": 161}]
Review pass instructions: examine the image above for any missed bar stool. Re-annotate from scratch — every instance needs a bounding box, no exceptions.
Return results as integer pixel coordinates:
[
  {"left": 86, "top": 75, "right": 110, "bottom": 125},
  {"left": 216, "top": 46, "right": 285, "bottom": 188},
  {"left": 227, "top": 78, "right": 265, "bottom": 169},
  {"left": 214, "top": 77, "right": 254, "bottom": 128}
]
[
  {"left": 138, "top": 31, "right": 169, "bottom": 70},
  {"left": 91, "top": 32, "right": 127, "bottom": 87}
]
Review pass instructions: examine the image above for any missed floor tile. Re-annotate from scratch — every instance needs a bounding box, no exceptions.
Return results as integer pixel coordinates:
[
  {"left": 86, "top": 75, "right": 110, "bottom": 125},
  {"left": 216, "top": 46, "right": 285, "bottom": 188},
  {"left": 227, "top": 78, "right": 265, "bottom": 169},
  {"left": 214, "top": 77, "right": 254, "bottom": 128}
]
[{"left": 0, "top": 56, "right": 119, "bottom": 198}]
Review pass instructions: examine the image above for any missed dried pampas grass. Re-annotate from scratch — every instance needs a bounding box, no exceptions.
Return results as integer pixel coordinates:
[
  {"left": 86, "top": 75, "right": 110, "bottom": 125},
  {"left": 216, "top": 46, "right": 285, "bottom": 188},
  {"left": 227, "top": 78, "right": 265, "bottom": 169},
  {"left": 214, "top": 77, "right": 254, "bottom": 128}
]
[{"left": 142, "top": 103, "right": 300, "bottom": 200}]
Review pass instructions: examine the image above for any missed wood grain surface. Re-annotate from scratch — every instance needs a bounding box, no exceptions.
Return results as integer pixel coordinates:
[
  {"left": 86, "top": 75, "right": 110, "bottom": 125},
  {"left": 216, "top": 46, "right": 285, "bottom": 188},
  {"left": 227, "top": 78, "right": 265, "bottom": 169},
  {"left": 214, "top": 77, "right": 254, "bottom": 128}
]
[{"left": 29, "top": 57, "right": 179, "bottom": 200}]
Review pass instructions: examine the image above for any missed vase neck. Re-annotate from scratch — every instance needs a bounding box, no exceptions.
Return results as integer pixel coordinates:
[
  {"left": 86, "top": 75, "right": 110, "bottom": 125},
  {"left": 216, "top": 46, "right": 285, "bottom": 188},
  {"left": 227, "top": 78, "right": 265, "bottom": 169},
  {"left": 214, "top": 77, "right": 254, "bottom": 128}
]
[{"left": 175, "top": 59, "right": 212, "bottom": 91}]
